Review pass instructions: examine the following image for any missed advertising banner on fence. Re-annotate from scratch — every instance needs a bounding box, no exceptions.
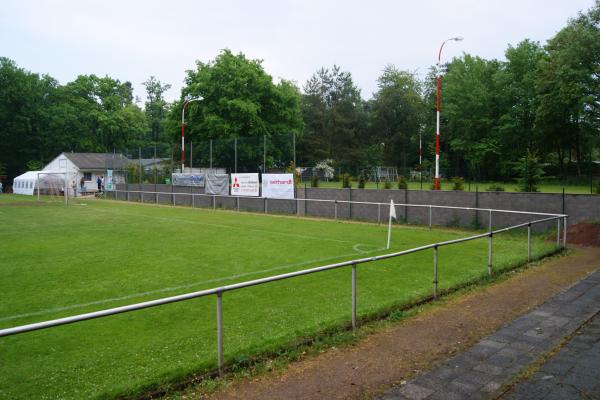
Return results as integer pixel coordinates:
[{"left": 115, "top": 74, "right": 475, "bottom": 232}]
[
  {"left": 262, "top": 174, "right": 295, "bottom": 199},
  {"left": 230, "top": 173, "right": 260, "bottom": 197},
  {"left": 171, "top": 173, "right": 205, "bottom": 187},
  {"left": 105, "top": 170, "right": 113, "bottom": 191},
  {"left": 205, "top": 173, "right": 229, "bottom": 195}
]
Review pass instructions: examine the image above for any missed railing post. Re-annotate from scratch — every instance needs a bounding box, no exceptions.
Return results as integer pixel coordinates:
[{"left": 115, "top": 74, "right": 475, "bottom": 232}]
[
  {"left": 334, "top": 200, "right": 338, "bottom": 220},
  {"left": 173, "top": 192, "right": 176, "bottom": 206},
  {"left": 155, "top": 191, "right": 158, "bottom": 204},
  {"left": 236, "top": 197, "right": 240, "bottom": 212},
  {"left": 556, "top": 219, "right": 561, "bottom": 248},
  {"left": 127, "top": 189, "right": 130, "bottom": 202},
  {"left": 192, "top": 193, "right": 195, "bottom": 208},
  {"left": 264, "top": 197, "right": 268, "bottom": 213},
  {"left": 429, "top": 205, "right": 432, "bottom": 230},
  {"left": 433, "top": 245, "right": 438, "bottom": 299},
  {"left": 213, "top": 195, "right": 216, "bottom": 209},
  {"left": 488, "top": 233, "right": 493, "bottom": 276},
  {"left": 377, "top": 203, "right": 381, "bottom": 225},
  {"left": 527, "top": 223, "right": 531, "bottom": 262},
  {"left": 488, "top": 209, "right": 492, "bottom": 232},
  {"left": 141, "top": 191, "right": 144, "bottom": 203},
  {"left": 216, "top": 292, "right": 223, "bottom": 376},
  {"left": 563, "top": 216, "right": 567, "bottom": 249},
  {"left": 351, "top": 263, "right": 357, "bottom": 331}
]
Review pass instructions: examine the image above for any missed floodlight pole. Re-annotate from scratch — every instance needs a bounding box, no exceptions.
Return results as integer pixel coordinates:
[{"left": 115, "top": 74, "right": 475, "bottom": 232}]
[
  {"left": 181, "top": 97, "right": 203, "bottom": 173},
  {"left": 435, "top": 37, "right": 463, "bottom": 190}
]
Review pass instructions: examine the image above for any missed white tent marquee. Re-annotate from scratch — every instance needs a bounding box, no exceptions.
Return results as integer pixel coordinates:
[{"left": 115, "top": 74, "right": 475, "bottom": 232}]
[{"left": 13, "top": 171, "right": 67, "bottom": 196}]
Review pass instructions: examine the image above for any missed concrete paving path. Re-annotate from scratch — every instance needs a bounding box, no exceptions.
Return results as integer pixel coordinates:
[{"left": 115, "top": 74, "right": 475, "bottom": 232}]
[{"left": 378, "top": 269, "right": 600, "bottom": 400}]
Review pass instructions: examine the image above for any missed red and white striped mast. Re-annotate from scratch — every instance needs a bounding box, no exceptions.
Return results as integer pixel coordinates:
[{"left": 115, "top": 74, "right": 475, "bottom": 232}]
[
  {"left": 181, "top": 96, "right": 203, "bottom": 173},
  {"left": 435, "top": 37, "right": 463, "bottom": 190}
]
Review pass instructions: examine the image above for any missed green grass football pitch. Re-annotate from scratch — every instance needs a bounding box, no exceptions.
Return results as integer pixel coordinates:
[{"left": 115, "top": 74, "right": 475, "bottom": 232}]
[{"left": 0, "top": 194, "right": 555, "bottom": 399}]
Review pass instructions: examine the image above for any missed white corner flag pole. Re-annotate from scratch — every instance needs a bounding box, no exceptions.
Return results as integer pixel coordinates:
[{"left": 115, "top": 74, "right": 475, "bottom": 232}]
[{"left": 387, "top": 200, "right": 396, "bottom": 249}]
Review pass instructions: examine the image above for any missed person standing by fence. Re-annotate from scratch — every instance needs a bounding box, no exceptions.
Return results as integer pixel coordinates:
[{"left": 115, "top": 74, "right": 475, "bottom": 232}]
[{"left": 97, "top": 176, "right": 102, "bottom": 192}]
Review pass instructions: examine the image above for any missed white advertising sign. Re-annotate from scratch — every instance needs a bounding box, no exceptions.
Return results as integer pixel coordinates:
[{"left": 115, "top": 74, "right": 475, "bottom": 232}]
[
  {"left": 230, "top": 173, "right": 260, "bottom": 197},
  {"left": 262, "top": 174, "right": 295, "bottom": 199}
]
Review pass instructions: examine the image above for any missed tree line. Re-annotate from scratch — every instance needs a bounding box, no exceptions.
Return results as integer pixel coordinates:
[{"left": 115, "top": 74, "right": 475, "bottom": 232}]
[{"left": 1, "top": 2, "right": 598, "bottom": 184}]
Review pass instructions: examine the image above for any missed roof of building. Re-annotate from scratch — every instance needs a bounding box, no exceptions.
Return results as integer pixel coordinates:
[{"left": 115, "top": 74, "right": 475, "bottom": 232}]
[{"left": 63, "top": 153, "right": 131, "bottom": 170}]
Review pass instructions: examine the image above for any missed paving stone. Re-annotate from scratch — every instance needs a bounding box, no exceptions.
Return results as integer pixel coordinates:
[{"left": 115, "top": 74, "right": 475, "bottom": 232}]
[
  {"left": 448, "top": 380, "right": 478, "bottom": 395},
  {"left": 393, "top": 383, "right": 434, "bottom": 400},
  {"left": 377, "top": 270, "right": 600, "bottom": 400},
  {"left": 480, "top": 380, "right": 502, "bottom": 393},
  {"left": 478, "top": 339, "right": 507, "bottom": 349},
  {"left": 451, "top": 369, "right": 494, "bottom": 387},
  {"left": 473, "top": 363, "right": 503, "bottom": 376}
]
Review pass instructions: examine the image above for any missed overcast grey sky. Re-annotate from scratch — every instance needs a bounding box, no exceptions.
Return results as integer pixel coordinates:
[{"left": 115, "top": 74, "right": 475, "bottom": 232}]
[{"left": 0, "top": 0, "right": 595, "bottom": 103}]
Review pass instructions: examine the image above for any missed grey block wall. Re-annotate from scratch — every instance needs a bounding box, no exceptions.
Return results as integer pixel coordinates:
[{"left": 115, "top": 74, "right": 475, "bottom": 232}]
[{"left": 111, "top": 185, "right": 598, "bottom": 230}]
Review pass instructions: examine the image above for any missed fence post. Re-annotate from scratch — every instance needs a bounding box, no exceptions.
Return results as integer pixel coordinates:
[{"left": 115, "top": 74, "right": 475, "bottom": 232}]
[
  {"left": 556, "top": 219, "right": 560, "bottom": 248},
  {"left": 264, "top": 197, "right": 268, "bottom": 214},
  {"left": 488, "top": 233, "right": 493, "bottom": 276},
  {"left": 213, "top": 195, "right": 216, "bottom": 209},
  {"left": 192, "top": 192, "right": 195, "bottom": 208},
  {"left": 351, "top": 263, "right": 357, "bottom": 331},
  {"left": 216, "top": 292, "right": 223, "bottom": 376},
  {"left": 429, "top": 205, "right": 432, "bottom": 230},
  {"left": 334, "top": 200, "right": 338, "bottom": 220},
  {"left": 488, "top": 209, "right": 492, "bottom": 232},
  {"left": 433, "top": 245, "right": 438, "bottom": 299},
  {"left": 141, "top": 191, "right": 144, "bottom": 203},
  {"left": 127, "top": 186, "right": 130, "bottom": 202},
  {"left": 563, "top": 216, "right": 567, "bottom": 249},
  {"left": 527, "top": 223, "right": 531, "bottom": 262}
]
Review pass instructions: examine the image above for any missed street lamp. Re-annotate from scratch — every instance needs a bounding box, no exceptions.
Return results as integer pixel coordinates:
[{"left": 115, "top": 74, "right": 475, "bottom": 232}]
[
  {"left": 181, "top": 96, "right": 203, "bottom": 173},
  {"left": 434, "top": 36, "right": 463, "bottom": 190}
]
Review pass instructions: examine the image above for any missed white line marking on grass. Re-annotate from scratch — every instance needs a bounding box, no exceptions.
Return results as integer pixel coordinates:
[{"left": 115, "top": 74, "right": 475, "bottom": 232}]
[
  {"left": 89, "top": 206, "right": 358, "bottom": 244},
  {"left": 1, "top": 244, "right": 386, "bottom": 323}
]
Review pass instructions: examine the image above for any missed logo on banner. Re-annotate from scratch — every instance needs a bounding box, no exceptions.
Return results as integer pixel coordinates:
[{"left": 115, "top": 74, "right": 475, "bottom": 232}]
[
  {"left": 231, "top": 173, "right": 260, "bottom": 196},
  {"left": 262, "top": 173, "right": 295, "bottom": 199}
]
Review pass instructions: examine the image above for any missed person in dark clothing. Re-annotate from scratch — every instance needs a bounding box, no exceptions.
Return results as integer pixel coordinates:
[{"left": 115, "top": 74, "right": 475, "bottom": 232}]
[{"left": 97, "top": 176, "right": 102, "bottom": 192}]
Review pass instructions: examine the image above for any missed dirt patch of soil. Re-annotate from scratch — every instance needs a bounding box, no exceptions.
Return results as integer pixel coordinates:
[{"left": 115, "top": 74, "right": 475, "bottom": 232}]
[
  {"left": 565, "top": 223, "right": 600, "bottom": 247},
  {"left": 179, "top": 247, "right": 600, "bottom": 400}
]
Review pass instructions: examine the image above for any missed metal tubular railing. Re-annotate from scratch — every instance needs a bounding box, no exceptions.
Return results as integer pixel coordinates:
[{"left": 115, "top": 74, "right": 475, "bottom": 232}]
[{"left": 4, "top": 191, "right": 568, "bottom": 377}]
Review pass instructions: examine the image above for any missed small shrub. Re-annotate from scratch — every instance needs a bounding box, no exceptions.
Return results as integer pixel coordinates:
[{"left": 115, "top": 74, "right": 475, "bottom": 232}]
[
  {"left": 397, "top": 175, "right": 408, "bottom": 189},
  {"left": 384, "top": 179, "right": 392, "bottom": 189},
  {"left": 342, "top": 173, "right": 352, "bottom": 189},
  {"left": 486, "top": 184, "right": 505, "bottom": 192},
  {"left": 358, "top": 175, "right": 366, "bottom": 189},
  {"left": 310, "top": 175, "right": 319, "bottom": 188},
  {"left": 451, "top": 177, "right": 465, "bottom": 191}
]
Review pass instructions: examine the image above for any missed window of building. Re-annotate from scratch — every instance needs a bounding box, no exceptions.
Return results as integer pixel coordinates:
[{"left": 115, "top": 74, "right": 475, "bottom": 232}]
[{"left": 83, "top": 173, "right": 92, "bottom": 181}]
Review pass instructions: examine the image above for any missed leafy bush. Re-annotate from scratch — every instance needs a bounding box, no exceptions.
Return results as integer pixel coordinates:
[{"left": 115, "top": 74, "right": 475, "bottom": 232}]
[
  {"left": 310, "top": 175, "right": 319, "bottom": 188},
  {"left": 384, "top": 179, "right": 392, "bottom": 189},
  {"left": 397, "top": 175, "right": 408, "bottom": 189},
  {"left": 342, "top": 173, "right": 352, "bottom": 189},
  {"left": 486, "top": 184, "right": 505, "bottom": 192},
  {"left": 515, "top": 150, "right": 543, "bottom": 192},
  {"left": 451, "top": 177, "right": 465, "bottom": 191},
  {"left": 358, "top": 175, "right": 366, "bottom": 189}
]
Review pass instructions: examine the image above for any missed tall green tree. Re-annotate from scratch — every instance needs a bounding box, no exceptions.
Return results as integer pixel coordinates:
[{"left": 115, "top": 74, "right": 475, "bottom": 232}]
[
  {"left": 167, "top": 49, "right": 303, "bottom": 171},
  {"left": 496, "top": 40, "right": 545, "bottom": 162},
  {"left": 439, "top": 55, "right": 504, "bottom": 180},
  {"left": 298, "top": 65, "right": 366, "bottom": 171},
  {"left": 142, "top": 76, "right": 171, "bottom": 143},
  {"left": 536, "top": 1, "right": 600, "bottom": 175},
  {"left": 369, "top": 65, "right": 424, "bottom": 171},
  {"left": 0, "top": 57, "right": 58, "bottom": 181}
]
